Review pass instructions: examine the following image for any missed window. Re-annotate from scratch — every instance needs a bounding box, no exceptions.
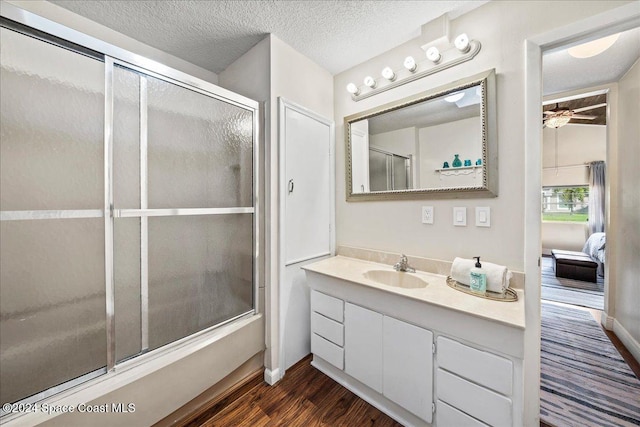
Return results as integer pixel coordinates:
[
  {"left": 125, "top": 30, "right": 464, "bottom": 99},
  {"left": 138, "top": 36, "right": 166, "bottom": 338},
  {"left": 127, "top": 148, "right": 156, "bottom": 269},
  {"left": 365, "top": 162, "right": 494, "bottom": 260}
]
[{"left": 541, "top": 186, "right": 589, "bottom": 222}]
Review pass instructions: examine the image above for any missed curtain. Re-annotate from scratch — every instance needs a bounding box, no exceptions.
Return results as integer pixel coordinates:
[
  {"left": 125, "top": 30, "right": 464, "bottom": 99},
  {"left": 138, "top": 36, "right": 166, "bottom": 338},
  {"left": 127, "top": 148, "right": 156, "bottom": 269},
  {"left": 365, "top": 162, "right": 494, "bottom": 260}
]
[{"left": 588, "top": 161, "right": 606, "bottom": 234}]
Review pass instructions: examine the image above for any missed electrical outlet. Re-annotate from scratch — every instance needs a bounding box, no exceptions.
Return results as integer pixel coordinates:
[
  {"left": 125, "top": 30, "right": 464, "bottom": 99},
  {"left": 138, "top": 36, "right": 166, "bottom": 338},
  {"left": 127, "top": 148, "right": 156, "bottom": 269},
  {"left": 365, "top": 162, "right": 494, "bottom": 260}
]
[{"left": 422, "top": 206, "right": 434, "bottom": 224}]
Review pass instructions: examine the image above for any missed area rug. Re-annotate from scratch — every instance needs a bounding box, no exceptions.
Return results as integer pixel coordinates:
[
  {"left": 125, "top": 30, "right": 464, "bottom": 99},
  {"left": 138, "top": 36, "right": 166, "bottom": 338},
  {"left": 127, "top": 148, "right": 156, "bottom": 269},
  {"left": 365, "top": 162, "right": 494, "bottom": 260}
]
[
  {"left": 540, "top": 302, "right": 640, "bottom": 427},
  {"left": 541, "top": 256, "right": 604, "bottom": 310}
]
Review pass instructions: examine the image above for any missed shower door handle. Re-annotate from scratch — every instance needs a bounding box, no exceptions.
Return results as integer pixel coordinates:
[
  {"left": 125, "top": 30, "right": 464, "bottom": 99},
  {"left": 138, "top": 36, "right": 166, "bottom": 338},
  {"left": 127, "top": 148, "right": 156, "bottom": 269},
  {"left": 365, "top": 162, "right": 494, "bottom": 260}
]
[{"left": 288, "top": 179, "right": 294, "bottom": 194}]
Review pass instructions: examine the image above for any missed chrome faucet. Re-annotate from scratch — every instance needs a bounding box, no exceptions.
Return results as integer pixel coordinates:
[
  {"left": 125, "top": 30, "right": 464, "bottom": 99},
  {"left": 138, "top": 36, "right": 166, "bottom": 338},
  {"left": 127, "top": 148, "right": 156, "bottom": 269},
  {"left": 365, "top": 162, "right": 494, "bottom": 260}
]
[{"left": 393, "top": 254, "right": 415, "bottom": 273}]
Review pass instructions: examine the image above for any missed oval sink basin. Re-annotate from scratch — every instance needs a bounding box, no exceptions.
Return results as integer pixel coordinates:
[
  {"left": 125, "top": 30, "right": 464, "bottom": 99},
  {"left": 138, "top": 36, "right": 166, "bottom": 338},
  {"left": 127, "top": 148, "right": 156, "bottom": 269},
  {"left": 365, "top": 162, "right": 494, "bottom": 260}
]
[{"left": 363, "top": 270, "right": 428, "bottom": 289}]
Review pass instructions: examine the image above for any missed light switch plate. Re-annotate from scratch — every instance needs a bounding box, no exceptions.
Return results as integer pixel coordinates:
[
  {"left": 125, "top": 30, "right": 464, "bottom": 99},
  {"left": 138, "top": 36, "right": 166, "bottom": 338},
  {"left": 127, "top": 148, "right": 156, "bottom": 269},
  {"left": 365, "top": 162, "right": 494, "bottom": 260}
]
[
  {"left": 422, "top": 206, "right": 434, "bottom": 224},
  {"left": 453, "top": 207, "right": 466, "bottom": 226},
  {"left": 476, "top": 207, "right": 491, "bottom": 227}
]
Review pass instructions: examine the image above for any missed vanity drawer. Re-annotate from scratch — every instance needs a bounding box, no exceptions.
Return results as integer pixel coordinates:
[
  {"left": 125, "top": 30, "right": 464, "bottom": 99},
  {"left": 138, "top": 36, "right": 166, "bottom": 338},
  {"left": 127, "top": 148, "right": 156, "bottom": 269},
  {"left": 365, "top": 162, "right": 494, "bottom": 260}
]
[
  {"left": 437, "top": 336, "right": 513, "bottom": 396},
  {"left": 437, "top": 400, "right": 489, "bottom": 427},
  {"left": 311, "top": 290, "right": 344, "bottom": 323},
  {"left": 437, "top": 368, "right": 512, "bottom": 427},
  {"left": 311, "top": 312, "right": 344, "bottom": 346},
  {"left": 312, "top": 333, "right": 344, "bottom": 370}
]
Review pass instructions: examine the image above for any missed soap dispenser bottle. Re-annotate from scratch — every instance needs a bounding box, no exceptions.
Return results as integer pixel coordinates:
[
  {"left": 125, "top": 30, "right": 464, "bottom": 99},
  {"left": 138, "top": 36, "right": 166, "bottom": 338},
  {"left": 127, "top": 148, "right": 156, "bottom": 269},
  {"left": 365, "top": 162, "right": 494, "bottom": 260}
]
[{"left": 470, "top": 256, "right": 487, "bottom": 294}]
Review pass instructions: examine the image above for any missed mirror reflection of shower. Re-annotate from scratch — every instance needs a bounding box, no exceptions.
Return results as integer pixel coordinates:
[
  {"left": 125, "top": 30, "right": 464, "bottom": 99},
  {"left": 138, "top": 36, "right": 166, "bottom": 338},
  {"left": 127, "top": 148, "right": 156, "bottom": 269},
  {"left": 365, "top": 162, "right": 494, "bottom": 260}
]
[{"left": 368, "top": 147, "right": 412, "bottom": 192}]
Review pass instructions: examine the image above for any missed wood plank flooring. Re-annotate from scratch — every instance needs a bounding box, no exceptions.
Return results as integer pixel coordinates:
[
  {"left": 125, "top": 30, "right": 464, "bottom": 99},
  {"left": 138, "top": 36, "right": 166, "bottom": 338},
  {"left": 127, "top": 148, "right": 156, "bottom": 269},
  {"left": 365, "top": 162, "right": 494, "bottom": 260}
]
[{"left": 181, "top": 356, "right": 402, "bottom": 427}]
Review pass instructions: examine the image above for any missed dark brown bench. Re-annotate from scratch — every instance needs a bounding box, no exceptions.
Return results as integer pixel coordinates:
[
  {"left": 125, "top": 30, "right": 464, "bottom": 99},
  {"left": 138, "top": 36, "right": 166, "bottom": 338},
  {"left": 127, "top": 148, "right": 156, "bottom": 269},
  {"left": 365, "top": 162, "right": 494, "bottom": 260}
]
[{"left": 551, "top": 249, "right": 598, "bottom": 283}]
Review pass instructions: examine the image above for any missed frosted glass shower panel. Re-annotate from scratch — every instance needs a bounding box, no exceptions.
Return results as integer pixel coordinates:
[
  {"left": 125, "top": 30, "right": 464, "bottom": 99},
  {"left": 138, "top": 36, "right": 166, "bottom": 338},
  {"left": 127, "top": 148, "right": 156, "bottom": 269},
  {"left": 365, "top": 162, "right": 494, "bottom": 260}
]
[
  {"left": 114, "top": 218, "right": 142, "bottom": 362},
  {"left": 0, "top": 219, "right": 106, "bottom": 405},
  {"left": 0, "top": 28, "right": 104, "bottom": 211},
  {"left": 147, "top": 77, "right": 254, "bottom": 208},
  {"left": 369, "top": 150, "right": 389, "bottom": 192},
  {"left": 147, "top": 214, "right": 253, "bottom": 351},
  {"left": 393, "top": 156, "right": 409, "bottom": 190},
  {"left": 113, "top": 65, "right": 141, "bottom": 209}
]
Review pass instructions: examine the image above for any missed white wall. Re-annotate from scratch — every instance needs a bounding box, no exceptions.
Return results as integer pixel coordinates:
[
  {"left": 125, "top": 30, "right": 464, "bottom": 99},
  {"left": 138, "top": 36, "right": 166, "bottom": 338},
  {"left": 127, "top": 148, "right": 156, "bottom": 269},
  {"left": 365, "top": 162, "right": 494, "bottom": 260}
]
[
  {"left": 541, "top": 222, "right": 588, "bottom": 254},
  {"left": 542, "top": 124, "right": 606, "bottom": 187},
  {"left": 333, "top": 2, "right": 630, "bottom": 425},
  {"left": 222, "top": 34, "right": 335, "bottom": 382},
  {"left": 612, "top": 58, "right": 640, "bottom": 361},
  {"left": 370, "top": 127, "right": 416, "bottom": 155},
  {"left": 419, "top": 116, "right": 481, "bottom": 188},
  {"left": 334, "top": 0, "right": 624, "bottom": 271}
]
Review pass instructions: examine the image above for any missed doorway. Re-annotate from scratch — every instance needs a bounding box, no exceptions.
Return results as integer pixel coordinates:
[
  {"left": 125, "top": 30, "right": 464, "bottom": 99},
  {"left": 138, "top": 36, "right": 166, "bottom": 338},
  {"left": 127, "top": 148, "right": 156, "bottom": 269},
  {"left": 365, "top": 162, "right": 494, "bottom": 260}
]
[{"left": 525, "top": 8, "right": 640, "bottom": 426}]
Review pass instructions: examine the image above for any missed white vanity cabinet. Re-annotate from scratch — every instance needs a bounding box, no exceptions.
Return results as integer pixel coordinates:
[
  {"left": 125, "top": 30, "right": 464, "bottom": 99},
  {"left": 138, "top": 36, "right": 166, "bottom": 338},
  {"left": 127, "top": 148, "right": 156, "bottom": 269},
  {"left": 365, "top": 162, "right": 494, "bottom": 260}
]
[
  {"left": 344, "top": 302, "right": 383, "bottom": 392},
  {"left": 342, "top": 301, "right": 434, "bottom": 423},
  {"left": 304, "top": 258, "right": 525, "bottom": 427},
  {"left": 383, "top": 315, "right": 433, "bottom": 423}
]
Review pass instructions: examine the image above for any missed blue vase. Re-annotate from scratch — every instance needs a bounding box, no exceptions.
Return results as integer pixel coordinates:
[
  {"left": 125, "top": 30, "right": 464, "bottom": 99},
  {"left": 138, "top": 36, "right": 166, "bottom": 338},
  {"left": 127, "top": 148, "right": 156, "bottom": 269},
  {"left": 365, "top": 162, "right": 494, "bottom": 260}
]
[
  {"left": 476, "top": 158, "right": 482, "bottom": 165},
  {"left": 443, "top": 161, "right": 449, "bottom": 168},
  {"left": 464, "top": 159, "right": 472, "bottom": 166},
  {"left": 452, "top": 154, "right": 462, "bottom": 168}
]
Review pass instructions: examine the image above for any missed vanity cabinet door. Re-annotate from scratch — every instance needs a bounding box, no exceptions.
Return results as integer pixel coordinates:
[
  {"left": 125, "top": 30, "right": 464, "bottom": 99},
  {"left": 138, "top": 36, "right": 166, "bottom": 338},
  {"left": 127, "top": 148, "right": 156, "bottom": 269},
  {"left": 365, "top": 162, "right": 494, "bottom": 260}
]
[
  {"left": 344, "top": 302, "right": 383, "bottom": 393},
  {"left": 383, "top": 316, "right": 433, "bottom": 423}
]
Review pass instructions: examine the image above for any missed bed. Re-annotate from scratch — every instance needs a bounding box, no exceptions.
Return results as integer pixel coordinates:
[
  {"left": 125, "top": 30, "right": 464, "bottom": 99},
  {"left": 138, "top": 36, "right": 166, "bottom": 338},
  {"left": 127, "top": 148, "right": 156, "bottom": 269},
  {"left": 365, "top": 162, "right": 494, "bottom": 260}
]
[{"left": 582, "top": 232, "right": 606, "bottom": 276}]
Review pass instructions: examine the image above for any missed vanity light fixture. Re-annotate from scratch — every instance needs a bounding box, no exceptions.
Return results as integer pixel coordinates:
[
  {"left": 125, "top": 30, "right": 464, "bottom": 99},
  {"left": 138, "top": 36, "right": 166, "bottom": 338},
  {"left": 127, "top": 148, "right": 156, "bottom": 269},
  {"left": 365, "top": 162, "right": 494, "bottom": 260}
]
[
  {"left": 348, "top": 34, "right": 481, "bottom": 101},
  {"left": 403, "top": 56, "right": 417, "bottom": 72},
  {"left": 426, "top": 46, "right": 441, "bottom": 63},
  {"left": 346, "top": 82, "right": 360, "bottom": 96},
  {"left": 381, "top": 66, "right": 396, "bottom": 81},
  {"left": 454, "top": 33, "right": 471, "bottom": 53},
  {"left": 363, "top": 75, "right": 377, "bottom": 88}
]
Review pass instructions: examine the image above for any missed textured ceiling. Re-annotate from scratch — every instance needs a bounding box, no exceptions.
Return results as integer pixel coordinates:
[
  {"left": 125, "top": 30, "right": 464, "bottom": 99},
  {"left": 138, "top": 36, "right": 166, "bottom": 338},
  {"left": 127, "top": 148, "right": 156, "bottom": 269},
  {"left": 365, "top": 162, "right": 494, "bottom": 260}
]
[
  {"left": 50, "top": 0, "right": 487, "bottom": 75},
  {"left": 543, "top": 27, "right": 640, "bottom": 96}
]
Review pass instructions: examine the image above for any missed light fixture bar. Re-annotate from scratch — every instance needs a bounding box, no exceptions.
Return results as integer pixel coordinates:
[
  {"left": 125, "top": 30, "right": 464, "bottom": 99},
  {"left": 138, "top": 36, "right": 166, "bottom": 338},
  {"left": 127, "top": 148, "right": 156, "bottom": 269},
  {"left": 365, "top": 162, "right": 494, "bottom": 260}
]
[{"left": 351, "top": 40, "right": 481, "bottom": 102}]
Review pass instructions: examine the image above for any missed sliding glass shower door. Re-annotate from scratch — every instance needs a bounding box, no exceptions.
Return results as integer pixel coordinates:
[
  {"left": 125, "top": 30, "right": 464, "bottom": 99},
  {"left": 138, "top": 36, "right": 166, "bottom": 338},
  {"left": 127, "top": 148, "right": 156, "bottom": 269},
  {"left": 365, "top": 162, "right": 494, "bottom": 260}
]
[
  {"left": 0, "top": 24, "right": 256, "bottom": 408},
  {"left": 112, "top": 64, "right": 255, "bottom": 361},
  {"left": 0, "top": 27, "right": 107, "bottom": 406}
]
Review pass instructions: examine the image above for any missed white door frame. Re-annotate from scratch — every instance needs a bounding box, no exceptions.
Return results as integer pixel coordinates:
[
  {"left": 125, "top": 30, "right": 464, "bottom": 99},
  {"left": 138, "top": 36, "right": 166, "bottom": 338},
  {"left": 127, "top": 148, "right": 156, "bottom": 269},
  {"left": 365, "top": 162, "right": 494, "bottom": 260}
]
[
  {"left": 277, "top": 97, "right": 335, "bottom": 380},
  {"left": 523, "top": 4, "right": 639, "bottom": 424}
]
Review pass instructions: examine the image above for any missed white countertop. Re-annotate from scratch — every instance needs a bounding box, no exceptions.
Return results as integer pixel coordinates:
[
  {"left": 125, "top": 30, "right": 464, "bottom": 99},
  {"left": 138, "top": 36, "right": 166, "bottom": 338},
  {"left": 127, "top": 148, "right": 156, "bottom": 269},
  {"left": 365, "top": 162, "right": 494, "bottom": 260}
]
[{"left": 302, "top": 255, "right": 525, "bottom": 330}]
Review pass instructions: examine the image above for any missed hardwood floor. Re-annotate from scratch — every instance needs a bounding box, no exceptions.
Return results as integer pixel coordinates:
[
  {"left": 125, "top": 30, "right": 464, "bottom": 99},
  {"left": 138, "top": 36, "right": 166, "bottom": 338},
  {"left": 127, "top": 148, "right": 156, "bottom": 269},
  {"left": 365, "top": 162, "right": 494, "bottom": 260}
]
[
  {"left": 174, "top": 304, "right": 639, "bottom": 427},
  {"left": 180, "top": 356, "right": 402, "bottom": 427}
]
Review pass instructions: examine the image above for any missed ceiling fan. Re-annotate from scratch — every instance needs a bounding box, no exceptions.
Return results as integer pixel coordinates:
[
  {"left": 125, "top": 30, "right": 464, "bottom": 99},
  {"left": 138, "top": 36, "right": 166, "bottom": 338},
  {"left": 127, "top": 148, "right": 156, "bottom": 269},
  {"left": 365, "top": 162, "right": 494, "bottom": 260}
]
[{"left": 542, "top": 102, "right": 605, "bottom": 128}]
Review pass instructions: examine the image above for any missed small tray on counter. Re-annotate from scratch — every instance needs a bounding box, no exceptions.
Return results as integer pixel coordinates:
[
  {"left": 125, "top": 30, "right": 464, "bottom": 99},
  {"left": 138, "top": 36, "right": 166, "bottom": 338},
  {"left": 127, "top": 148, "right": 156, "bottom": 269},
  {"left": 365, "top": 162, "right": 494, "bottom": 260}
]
[{"left": 446, "top": 276, "right": 518, "bottom": 302}]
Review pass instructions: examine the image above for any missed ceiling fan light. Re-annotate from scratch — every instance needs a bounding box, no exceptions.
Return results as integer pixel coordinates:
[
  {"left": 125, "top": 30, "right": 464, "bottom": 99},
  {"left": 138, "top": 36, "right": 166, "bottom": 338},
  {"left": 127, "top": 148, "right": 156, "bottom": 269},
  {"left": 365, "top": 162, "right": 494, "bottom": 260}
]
[
  {"left": 546, "top": 115, "right": 571, "bottom": 128},
  {"left": 568, "top": 33, "right": 621, "bottom": 59}
]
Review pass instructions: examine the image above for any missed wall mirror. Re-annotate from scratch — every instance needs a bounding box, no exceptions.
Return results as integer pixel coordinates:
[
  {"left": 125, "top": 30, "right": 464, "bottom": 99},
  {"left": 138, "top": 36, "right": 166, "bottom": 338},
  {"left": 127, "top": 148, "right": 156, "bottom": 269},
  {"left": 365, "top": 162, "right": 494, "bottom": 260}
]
[{"left": 345, "top": 69, "right": 497, "bottom": 201}]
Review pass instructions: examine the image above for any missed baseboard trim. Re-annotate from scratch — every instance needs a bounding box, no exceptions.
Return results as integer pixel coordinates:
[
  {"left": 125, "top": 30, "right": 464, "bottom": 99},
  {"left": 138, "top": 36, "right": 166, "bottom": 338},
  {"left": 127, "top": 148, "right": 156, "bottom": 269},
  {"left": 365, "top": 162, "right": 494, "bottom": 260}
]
[
  {"left": 264, "top": 367, "right": 281, "bottom": 385},
  {"left": 613, "top": 319, "right": 640, "bottom": 364},
  {"left": 601, "top": 312, "right": 614, "bottom": 330}
]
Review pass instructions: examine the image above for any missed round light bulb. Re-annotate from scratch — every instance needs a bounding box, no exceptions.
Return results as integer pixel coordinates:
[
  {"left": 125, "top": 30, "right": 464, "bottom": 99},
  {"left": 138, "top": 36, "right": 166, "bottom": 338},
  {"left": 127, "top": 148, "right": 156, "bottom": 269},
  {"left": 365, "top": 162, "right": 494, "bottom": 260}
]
[
  {"left": 363, "top": 76, "right": 376, "bottom": 88},
  {"left": 454, "top": 33, "right": 470, "bottom": 53},
  {"left": 403, "top": 56, "right": 417, "bottom": 72},
  {"left": 346, "top": 82, "right": 360, "bottom": 95},
  {"left": 381, "top": 67, "right": 396, "bottom": 81},
  {"left": 426, "top": 46, "right": 441, "bottom": 63}
]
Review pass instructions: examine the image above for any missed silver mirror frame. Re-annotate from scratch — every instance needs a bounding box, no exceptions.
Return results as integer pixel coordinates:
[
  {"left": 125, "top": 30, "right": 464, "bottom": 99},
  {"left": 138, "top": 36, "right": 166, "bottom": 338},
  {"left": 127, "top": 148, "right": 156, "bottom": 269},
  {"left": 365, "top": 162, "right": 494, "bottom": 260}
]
[{"left": 345, "top": 69, "right": 498, "bottom": 201}]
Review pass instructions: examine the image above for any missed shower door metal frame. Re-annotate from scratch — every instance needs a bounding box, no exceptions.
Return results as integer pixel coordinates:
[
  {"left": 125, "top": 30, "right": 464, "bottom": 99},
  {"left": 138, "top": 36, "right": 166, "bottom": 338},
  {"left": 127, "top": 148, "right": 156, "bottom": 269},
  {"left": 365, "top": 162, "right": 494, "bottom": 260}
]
[{"left": 1, "top": 2, "right": 260, "bottom": 411}]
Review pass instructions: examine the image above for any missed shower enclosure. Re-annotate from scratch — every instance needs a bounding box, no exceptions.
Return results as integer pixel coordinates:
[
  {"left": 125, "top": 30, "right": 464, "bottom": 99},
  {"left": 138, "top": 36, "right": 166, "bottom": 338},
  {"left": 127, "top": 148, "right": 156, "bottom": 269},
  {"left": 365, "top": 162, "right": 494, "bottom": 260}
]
[
  {"left": 368, "top": 147, "right": 412, "bottom": 191},
  {"left": 0, "top": 19, "right": 258, "bottom": 409}
]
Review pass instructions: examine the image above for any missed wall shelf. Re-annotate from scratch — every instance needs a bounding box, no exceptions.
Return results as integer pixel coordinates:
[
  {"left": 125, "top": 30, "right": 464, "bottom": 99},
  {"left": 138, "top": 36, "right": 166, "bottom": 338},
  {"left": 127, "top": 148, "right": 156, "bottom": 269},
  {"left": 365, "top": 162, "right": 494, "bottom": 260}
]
[{"left": 436, "top": 165, "right": 482, "bottom": 176}]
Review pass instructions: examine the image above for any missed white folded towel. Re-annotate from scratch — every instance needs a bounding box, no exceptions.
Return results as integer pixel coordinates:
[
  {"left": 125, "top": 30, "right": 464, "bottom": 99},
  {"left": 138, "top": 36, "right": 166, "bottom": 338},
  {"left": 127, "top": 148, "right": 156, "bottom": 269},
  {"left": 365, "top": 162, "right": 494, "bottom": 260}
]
[{"left": 450, "top": 257, "right": 511, "bottom": 294}]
